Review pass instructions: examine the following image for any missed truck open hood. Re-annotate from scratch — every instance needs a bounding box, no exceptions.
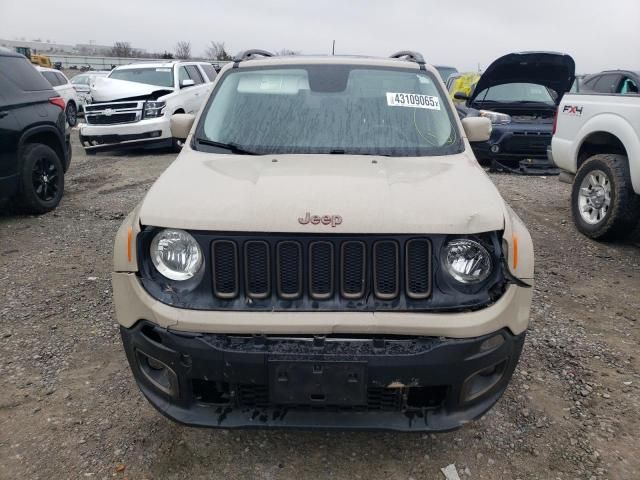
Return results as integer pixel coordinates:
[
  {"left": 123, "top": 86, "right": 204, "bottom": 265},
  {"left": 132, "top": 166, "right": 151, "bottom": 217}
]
[
  {"left": 469, "top": 52, "right": 575, "bottom": 105},
  {"left": 139, "top": 151, "right": 507, "bottom": 234},
  {"left": 90, "top": 77, "right": 173, "bottom": 103}
]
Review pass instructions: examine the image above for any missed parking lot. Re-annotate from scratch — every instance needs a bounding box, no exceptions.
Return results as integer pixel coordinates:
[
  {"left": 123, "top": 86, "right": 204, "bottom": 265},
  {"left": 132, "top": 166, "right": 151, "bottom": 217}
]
[{"left": 1, "top": 136, "right": 639, "bottom": 479}]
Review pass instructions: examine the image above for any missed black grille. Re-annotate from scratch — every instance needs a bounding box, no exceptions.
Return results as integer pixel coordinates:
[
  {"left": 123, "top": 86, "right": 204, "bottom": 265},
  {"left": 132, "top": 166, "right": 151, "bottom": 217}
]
[
  {"left": 406, "top": 239, "right": 431, "bottom": 299},
  {"left": 373, "top": 241, "right": 399, "bottom": 299},
  {"left": 341, "top": 241, "right": 366, "bottom": 298},
  {"left": 207, "top": 235, "right": 434, "bottom": 307},
  {"left": 212, "top": 241, "right": 238, "bottom": 298},
  {"left": 309, "top": 242, "right": 334, "bottom": 299},
  {"left": 237, "top": 384, "right": 402, "bottom": 411},
  {"left": 86, "top": 113, "right": 137, "bottom": 125},
  {"left": 277, "top": 242, "right": 302, "bottom": 299},
  {"left": 245, "top": 241, "right": 271, "bottom": 298}
]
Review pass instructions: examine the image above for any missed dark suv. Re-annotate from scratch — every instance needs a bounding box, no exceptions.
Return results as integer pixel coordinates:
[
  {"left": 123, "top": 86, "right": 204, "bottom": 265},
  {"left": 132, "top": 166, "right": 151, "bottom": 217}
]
[
  {"left": 581, "top": 70, "right": 639, "bottom": 95},
  {"left": 0, "top": 47, "right": 71, "bottom": 213}
]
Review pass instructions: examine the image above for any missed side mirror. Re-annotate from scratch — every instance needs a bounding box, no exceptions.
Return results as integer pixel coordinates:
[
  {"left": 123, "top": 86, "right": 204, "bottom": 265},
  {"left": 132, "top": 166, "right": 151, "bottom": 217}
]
[
  {"left": 454, "top": 92, "right": 470, "bottom": 101},
  {"left": 170, "top": 113, "right": 196, "bottom": 139},
  {"left": 180, "top": 79, "right": 195, "bottom": 88},
  {"left": 462, "top": 117, "right": 492, "bottom": 142}
]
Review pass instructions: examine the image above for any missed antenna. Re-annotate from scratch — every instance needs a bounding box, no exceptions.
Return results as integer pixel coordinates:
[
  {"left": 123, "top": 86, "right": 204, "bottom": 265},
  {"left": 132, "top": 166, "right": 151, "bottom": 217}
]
[{"left": 332, "top": 40, "right": 335, "bottom": 56}]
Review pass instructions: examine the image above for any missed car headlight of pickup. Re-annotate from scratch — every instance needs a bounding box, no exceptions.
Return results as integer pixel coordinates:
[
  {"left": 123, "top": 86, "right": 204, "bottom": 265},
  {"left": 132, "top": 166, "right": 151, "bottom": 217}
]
[
  {"left": 479, "top": 110, "right": 511, "bottom": 124},
  {"left": 143, "top": 100, "right": 166, "bottom": 119},
  {"left": 150, "top": 229, "right": 203, "bottom": 281},
  {"left": 442, "top": 239, "right": 493, "bottom": 284}
]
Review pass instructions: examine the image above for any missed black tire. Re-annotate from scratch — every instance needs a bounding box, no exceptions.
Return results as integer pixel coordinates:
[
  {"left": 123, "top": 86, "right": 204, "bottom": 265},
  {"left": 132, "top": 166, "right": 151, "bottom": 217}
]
[
  {"left": 170, "top": 137, "right": 184, "bottom": 153},
  {"left": 66, "top": 101, "right": 78, "bottom": 127},
  {"left": 571, "top": 154, "right": 640, "bottom": 241},
  {"left": 16, "top": 144, "right": 65, "bottom": 214}
]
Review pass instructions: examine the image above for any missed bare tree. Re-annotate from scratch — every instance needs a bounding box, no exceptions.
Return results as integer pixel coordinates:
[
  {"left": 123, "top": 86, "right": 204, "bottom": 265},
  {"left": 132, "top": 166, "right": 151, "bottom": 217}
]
[
  {"left": 174, "top": 41, "right": 192, "bottom": 60},
  {"left": 110, "top": 41, "right": 133, "bottom": 57},
  {"left": 204, "top": 41, "right": 232, "bottom": 61},
  {"left": 275, "top": 48, "right": 300, "bottom": 56}
]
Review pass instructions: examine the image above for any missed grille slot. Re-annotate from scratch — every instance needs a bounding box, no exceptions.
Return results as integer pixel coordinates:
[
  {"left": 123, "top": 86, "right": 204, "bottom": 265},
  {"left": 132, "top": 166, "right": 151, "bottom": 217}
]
[
  {"left": 277, "top": 241, "right": 303, "bottom": 299},
  {"left": 244, "top": 241, "right": 271, "bottom": 299},
  {"left": 309, "top": 242, "right": 334, "bottom": 300},
  {"left": 211, "top": 240, "right": 239, "bottom": 299},
  {"left": 341, "top": 241, "right": 366, "bottom": 299},
  {"left": 84, "top": 102, "right": 139, "bottom": 112},
  {"left": 373, "top": 241, "right": 399, "bottom": 299},
  {"left": 237, "top": 384, "right": 269, "bottom": 408},
  {"left": 406, "top": 239, "right": 432, "bottom": 299}
]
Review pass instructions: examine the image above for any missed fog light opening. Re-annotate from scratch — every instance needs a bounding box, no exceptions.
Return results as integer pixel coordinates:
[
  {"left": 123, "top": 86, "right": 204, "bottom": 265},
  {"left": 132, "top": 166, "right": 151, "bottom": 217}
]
[
  {"left": 135, "top": 350, "right": 178, "bottom": 398},
  {"left": 461, "top": 360, "right": 507, "bottom": 403},
  {"left": 146, "top": 356, "right": 165, "bottom": 371},
  {"left": 490, "top": 144, "right": 500, "bottom": 153}
]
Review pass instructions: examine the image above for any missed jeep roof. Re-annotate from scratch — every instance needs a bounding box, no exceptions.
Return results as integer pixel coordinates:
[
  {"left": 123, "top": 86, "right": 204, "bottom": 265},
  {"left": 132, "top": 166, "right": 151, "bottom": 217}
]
[{"left": 224, "top": 50, "right": 436, "bottom": 72}]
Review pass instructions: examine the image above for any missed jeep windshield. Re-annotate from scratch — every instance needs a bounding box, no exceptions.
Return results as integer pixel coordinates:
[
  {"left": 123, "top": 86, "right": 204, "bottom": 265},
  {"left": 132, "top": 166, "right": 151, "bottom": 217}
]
[
  {"left": 108, "top": 67, "right": 174, "bottom": 88},
  {"left": 195, "top": 65, "right": 463, "bottom": 156}
]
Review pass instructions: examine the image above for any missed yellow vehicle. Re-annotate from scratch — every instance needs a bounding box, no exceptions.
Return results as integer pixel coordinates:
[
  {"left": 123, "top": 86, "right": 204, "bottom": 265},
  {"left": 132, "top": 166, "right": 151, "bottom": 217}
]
[
  {"left": 448, "top": 72, "right": 480, "bottom": 103},
  {"left": 15, "top": 46, "right": 53, "bottom": 68}
]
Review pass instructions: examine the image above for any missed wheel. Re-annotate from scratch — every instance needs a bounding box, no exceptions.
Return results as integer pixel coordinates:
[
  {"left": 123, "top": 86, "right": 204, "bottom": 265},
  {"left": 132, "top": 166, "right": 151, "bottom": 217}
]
[
  {"left": 571, "top": 154, "right": 640, "bottom": 241},
  {"left": 170, "top": 138, "right": 184, "bottom": 153},
  {"left": 16, "top": 144, "right": 65, "bottom": 214},
  {"left": 66, "top": 102, "right": 77, "bottom": 127}
]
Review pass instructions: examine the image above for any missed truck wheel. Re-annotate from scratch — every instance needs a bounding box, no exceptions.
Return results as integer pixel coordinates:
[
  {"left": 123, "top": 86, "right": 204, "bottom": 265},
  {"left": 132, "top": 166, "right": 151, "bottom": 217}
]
[
  {"left": 66, "top": 102, "right": 78, "bottom": 127},
  {"left": 571, "top": 154, "right": 640, "bottom": 240},
  {"left": 17, "top": 144, "right": 65, "bottom": 214},
  {"left": 170, "top": 138, "right": 184, "bottom": 153}
]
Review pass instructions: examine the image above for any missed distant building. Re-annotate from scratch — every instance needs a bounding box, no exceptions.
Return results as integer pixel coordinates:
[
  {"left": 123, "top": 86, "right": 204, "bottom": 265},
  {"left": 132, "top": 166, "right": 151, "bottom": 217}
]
[
  {"left": 0, "top": 38, "right": 147, "bottom": 56},
  {"left": 0, "top": 38, "right": 75, "bottom": 54}
]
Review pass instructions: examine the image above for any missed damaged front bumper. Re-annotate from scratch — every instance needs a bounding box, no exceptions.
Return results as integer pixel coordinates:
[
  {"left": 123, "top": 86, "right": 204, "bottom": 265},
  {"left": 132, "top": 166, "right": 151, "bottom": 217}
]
[
  {"left": 79, "top": 116, "right": 172, "bottom": 152},
  {"left": 471, "top": 123, "right": 559, "bottom": 174},
  {"left": 121, "top": 321, "right": 525, "bottom": 431}
]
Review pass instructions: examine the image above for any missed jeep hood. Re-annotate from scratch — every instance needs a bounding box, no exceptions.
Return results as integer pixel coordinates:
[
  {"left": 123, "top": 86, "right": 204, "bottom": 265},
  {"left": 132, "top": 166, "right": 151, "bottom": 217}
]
[
  {"left": 90, "top": 76, "right": 173, "bottom": 103},
  {"left": 469, "top": 51, "right": 576, "bottom": 105},
  {"left": 139, "top": 151, "right": 506, "bottom": 234}
]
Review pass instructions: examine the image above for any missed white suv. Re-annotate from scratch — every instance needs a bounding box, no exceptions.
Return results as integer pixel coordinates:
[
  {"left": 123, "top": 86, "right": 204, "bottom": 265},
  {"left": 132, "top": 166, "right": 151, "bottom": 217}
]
[
  {"left": 79, "top": 61, "right": 217, "bottom": 153},
  {"left": 37, "top": 66, "right": 80, "bottom": 127}
]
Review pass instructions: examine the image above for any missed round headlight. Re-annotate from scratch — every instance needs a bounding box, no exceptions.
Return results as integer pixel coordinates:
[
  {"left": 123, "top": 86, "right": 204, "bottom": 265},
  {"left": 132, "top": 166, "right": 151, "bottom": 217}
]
[
  {"left": 443, "top": 239, "right": 492, "bottom": 284},
  {"left": 150, "top": 229, "right": 203, "bottom": 281}
]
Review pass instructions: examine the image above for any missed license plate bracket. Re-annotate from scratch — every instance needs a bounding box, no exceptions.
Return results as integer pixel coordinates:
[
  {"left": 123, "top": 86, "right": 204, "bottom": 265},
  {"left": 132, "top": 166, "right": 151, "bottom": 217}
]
[{"left": 268, "top": 360, "right": 367, "bottom": 406}]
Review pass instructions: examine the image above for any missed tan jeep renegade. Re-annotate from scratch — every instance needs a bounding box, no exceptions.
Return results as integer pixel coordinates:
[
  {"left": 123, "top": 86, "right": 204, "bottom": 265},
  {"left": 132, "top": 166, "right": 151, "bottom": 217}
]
[{"left": 112, "top": 50, "right": 534, "bottom": 431}]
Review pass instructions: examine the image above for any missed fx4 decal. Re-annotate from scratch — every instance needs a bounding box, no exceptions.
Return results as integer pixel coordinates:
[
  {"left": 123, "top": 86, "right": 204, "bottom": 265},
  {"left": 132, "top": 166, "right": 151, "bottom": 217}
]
[{"left": 562, "top": 105, "right": 583, "bottom": 116}]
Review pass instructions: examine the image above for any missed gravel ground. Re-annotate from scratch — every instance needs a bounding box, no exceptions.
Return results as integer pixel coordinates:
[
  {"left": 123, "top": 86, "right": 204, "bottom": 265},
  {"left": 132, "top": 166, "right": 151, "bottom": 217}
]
[{"left": 1, "top": 136, "right": 639, "bottom": 480}]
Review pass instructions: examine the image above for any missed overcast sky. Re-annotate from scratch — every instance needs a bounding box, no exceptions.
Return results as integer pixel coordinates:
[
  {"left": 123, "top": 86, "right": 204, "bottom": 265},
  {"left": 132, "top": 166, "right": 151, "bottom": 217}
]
[{"left": 1, "top": 0, "right": 638, "bottom": 73}]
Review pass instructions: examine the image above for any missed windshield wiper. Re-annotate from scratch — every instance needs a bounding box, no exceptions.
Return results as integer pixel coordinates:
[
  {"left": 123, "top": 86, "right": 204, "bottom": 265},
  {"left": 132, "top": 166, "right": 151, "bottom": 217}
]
[
  {"left": 196, "top": 138, "right": 259, "bottom": 155},
  {"left": 509, "top": 100, "right": 554, "bottom": 105}
]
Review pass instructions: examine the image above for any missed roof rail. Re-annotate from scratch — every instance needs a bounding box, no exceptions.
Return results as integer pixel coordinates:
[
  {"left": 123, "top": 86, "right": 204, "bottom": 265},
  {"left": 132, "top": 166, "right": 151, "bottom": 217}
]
[
  {"left": 232, "top": 49, "right": 275, "bottom": 68},
  {"left": 389, "top": 51, "right": 426, "bottom": 70}
]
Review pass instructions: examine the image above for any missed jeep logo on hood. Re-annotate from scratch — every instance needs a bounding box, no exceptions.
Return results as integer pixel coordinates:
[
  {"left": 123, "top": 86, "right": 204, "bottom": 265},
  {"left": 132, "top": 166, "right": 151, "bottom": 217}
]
[{"left": 298, "top": 212, "right": 343, "bottom": 227}]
